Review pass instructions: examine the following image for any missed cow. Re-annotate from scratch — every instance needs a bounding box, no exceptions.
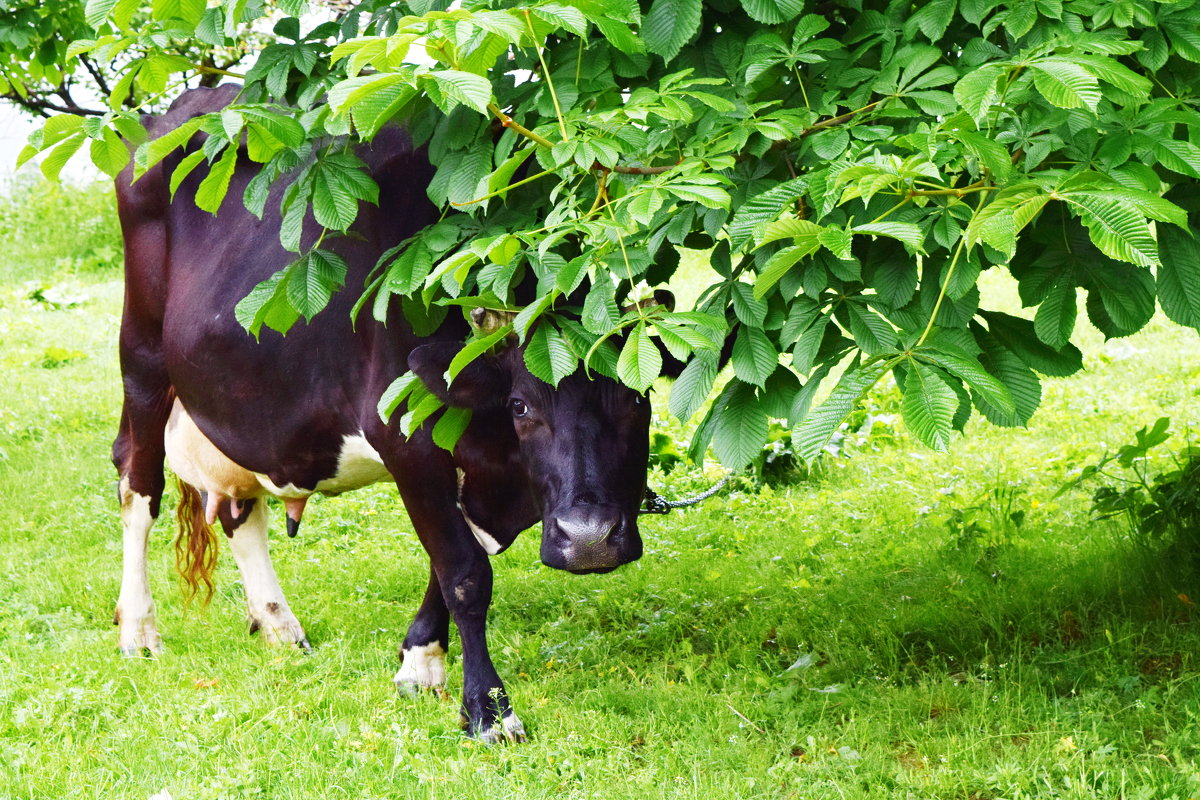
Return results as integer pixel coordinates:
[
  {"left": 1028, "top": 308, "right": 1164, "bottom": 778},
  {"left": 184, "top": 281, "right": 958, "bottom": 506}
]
[{"left": 110, "top": 85, "right": 662, "bottom": 743}]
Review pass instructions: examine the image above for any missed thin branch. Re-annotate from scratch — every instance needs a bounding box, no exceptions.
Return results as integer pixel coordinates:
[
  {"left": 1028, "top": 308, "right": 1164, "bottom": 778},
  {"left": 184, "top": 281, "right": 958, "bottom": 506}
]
[
  {"left": 594, "top": 161, "right": 676, "bottom": 175},
  {"left": 78, "top": 54, "right": 111, "bottom": 97},
  {"left": 523, "top": 9, "right": 568, "bottom": 141},
  {"left": 907, "top": 180, "right": 994, "bottom": 198},
  {"left": 1, "top": 92, "right": 106, "bottom": 117},
  {"left": 488, "top": 102, "right": 555, "bottom": 149},
  {"left": 195, "top": 65, "right": 246, "bottom": 79},
  {"left": 450, "top": 166, "right": 557, "bottom": 206},
  {"left": 798, "top": 100, "right": 882, "bottom": 138}
]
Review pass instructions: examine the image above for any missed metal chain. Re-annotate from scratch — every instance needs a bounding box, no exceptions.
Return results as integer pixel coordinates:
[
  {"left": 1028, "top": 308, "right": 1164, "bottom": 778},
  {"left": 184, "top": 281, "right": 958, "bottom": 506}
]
[{"left": 640, "top": 474, "right": 731, "bottom": 514}]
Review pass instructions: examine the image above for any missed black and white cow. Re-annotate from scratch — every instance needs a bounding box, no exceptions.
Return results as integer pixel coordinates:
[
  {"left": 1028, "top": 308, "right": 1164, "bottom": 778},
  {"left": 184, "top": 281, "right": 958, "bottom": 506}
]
[{"left": 111, "top": 85, "right": 658, "bottom": 742}]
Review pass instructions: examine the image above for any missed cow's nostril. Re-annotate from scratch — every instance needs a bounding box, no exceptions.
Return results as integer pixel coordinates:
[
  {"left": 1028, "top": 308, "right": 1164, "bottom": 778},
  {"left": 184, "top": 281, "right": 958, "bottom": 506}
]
[{"left": 555, "top": 514, "right": 618, "bottom": 546}]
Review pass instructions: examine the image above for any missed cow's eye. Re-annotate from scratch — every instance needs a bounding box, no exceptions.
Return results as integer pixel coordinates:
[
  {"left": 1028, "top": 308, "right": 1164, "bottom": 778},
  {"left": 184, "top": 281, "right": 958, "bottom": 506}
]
[{"left": 510, "top": 398, "right": 528, "bottom": 417}]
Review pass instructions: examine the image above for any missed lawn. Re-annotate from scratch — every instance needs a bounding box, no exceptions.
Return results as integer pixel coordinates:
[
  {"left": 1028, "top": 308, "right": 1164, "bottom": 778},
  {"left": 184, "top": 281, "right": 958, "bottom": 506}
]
[{"left": 1, "top": 178, "right": 1198, "bottom": 799}]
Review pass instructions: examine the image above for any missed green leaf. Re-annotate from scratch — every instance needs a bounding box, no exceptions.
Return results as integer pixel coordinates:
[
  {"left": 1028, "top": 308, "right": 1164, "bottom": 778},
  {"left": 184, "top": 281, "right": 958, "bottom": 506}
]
[
  {"left": 524, "top": 323, "right": 577, "bottom": 386},
  {"left": 918, "top": 344, "right": 1015, "bottom": 417},
  {"left": 1148, "top": 139, "right": 1200, "bottom": 179},
  {"left": 758, "top": 218, "right": 823, "bottom": 248},
  {"left": 424, "top": 70, "right": 493, "bottom": 115},
  {"left": 901, "top": 361, "right": 958, "bottom": 451},
  {"left": 1033, "top": 281, "right": 1076, "bottom": 349},
  {"left": 852, "top": 221, "right": 925, "bottom": 251},
  {"left": 1063, "top": 193, "right": 1158, "bottom": 268},
  {"left": 1157, "top": 227, "right": 1200, "bottom": 330},
  {"left": 136, "top": 117, "right": 203, "bottom": 178},
  {"left": 978, "top": 312, "right": 1083, "bottom": 377},
  {"left": 740, "top": 0, "right": 803, "bottom": 24},
  {"left": 235, "top": 268, "right": 300, "bottom": 338},
  {"left": 617, "top": 323, "right": 662, "bottom": 392},
  {"left": 287, "top": 248, "right": 348, "bottom": 321},
  {"left": 642, "top": 0, "right": 702, "bottom": 63},
  {"left": 85, "top": 0, "right": 118, "bottom": 28},
  {"left": 711, "top": 380, "right": 769, "bottom": 470},
  {"left": 728, "top": 177, "right": 807, "bottom": 250},
  {"left": 953, "top": 64, "right": 1005, "bottom": 120},
  {"left": 432, "top": 406, "right": 473, "bottom": 451},
  {"left": 793, "top": 361, "right": 888, "bottom": 462},
  {"left": 88, "top": 127, "right": 129, "bottom": 177},
  {"left": 194, "top": 145, "right": 238, "bottom": 214},
  {"left": 667, "top": 183, "right": 731, "bottom": 208},
  {"left": 842, "top": 301, "right": 897, "bottom": 354},
  {"left": 973, "top": 331, "right": 1041, "bottom": 427},
  {"left": 754, "top": 242, "right": 821, "bottom": 299},
  {"left": 1029, "top": 59, "right": 1102, "bottom": 111},
  {"left": 169, "top": 149, "right": 207, "bottom": 199},
  {"left": 40, "top": 133, "right": 86, "bottom": 182},
  {"left": 447, "top": 326, "right": 513, "bottom": 383},
  {"left": 956, "top": 130, "right": 1012, "bottom": 181},
  {"left": 377, "top": 371, "right": 423, "bottom": 423},
  {"left": 669, "top": 354, "right": 717, "bottom": 422},
  {"left": 731, "top": 325, "right": 777, "bottom": 388}
]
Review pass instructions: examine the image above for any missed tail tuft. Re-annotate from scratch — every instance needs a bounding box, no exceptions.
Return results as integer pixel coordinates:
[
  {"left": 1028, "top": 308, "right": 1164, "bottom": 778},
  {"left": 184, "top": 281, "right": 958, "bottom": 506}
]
[{"left": 174, "top": 478, "right": 218, "bottom": 607}]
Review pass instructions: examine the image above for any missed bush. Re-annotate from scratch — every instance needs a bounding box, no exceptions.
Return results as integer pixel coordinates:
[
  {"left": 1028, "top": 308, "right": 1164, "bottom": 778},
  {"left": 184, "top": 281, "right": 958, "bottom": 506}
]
[{"left": 0, "top": 176, "right": 122, "bottom": 284}]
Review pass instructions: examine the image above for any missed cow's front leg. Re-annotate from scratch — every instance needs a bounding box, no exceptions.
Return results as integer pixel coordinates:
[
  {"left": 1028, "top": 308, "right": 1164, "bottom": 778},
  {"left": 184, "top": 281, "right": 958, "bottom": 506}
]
[
  {"left": 395, "top": 567, "right": 449, "bottom": 696},
  {"left": 436, "top": 552, "right": 526, "bottom": 743},
  {"left": 223, "top": 499, "right": 309, "bottom": 649},
  {"left": 114, "top": 477, "right": 163, "bottom": 655}
]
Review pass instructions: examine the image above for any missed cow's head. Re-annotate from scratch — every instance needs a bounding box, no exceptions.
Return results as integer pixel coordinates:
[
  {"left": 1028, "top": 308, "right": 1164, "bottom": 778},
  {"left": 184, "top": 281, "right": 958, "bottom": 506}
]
[{"left": 409, "top": 312, "right": 667, "bottom": 574}]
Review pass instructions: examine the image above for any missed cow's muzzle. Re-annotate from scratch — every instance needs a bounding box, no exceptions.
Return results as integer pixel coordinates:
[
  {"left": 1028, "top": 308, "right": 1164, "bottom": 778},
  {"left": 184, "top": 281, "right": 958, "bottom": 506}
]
[{"left": 541, "top": 504, "right": 642, "bottom": 574}]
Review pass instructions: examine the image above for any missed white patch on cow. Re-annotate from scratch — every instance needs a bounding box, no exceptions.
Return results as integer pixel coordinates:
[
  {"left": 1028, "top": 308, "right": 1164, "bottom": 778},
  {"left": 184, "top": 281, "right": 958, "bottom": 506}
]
[
  {"left": 165, "top": 400, "right": 260, "bottom": 503},
  {"left": 254, "top": 433, "right": 391, "bottom": 497},
  {"left": 455, "top": 468, "right": 503, "bottom": 555},
  {"left": 393, "top": 642, "right": 447, "bottom": 694},
  {"left": 464, "top": 514, "right": 504, "bottom": 555},
  {"left": 115, "top": 477, "right": 162, "bottom": 655},
  {"left": 226, "top": 501, "right": 307, "bottom": 647}
]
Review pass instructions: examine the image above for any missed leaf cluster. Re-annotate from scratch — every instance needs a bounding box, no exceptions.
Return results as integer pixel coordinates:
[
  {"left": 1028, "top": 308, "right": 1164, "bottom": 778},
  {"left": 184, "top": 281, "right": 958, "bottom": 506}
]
[{"left": 14, "top": 0, "right": 1200, "bottom": 466}]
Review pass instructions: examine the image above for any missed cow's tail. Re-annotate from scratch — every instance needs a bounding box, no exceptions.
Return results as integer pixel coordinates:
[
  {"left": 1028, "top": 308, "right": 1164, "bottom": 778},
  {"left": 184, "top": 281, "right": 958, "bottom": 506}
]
[{"left": 174, "top": 478, "right": 218, "bottom": 607}]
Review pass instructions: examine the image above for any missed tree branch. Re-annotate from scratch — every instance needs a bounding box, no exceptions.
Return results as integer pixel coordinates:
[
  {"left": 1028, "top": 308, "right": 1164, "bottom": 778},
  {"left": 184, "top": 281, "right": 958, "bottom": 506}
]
[
  {"left": 78, "top": 54, "right": 110, "bottom": 98},
  {"left": 488, "top": 102, "right": 555, "bottom": 148},
  {"left": 798, "top": 100, "right": 882, "bottom": 138},
  {"left": 2, "top": 91, "right": 106, "bottom": 117}
]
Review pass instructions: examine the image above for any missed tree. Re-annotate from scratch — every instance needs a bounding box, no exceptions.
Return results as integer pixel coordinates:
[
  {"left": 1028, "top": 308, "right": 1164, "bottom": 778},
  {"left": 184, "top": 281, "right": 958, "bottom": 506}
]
[
  {"left": 0, "top": 0, "right": 257, "bottom": 119},
  {"left": 11, "top": 0, "right": 1200, "bottom": 469}
]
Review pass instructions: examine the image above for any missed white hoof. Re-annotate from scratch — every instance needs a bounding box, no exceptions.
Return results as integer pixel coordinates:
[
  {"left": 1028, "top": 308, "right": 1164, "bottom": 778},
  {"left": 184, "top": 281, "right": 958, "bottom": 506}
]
[
  {"left": 474, "top": 712, "right": 527, "bottom": 744},
  {"left": 248, "top": 603, "right": 308, "bottom": 649},
  {"left": 394, "top": 642, "right": 447, "bottom": 696},
  {"left": 115, "top": 605, "right": 163, "bottom": 656}
]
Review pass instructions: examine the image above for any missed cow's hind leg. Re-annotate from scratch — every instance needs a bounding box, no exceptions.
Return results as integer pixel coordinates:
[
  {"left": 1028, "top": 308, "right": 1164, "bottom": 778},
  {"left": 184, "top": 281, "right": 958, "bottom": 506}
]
[
  {"left": 112, "top": 362, "right": 173, "bottom": 655},
  {"left": 394, "top": 567, "right": 450, "bottom": 696},
  {"left": 223, "top": 499, "right": 309, "bottom": 649},
  {"left": 114, "top": 475, "right": 163, "bottom": 655}
]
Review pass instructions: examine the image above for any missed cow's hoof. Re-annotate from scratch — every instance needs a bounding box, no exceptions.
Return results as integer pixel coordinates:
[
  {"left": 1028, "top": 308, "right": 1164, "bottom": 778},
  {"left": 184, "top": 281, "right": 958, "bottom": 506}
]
[
  {"left": 469, "top": 712, "right": 527, "bottom": 745},
  {"left": 394, "top": 643, "right": 447, "bottom": 697},
  {"left": 115, "top": 612, "right": 163, "bottom": 657},
  {"left": 247, "top": 609, "right": 307, "bottom": 648}
]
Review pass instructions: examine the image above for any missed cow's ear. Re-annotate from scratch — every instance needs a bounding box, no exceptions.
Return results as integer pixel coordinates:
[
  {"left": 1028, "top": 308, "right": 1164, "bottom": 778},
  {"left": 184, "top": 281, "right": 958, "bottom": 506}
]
[{"left": 408, "top": 343, "right": 510, "bottom": 409}]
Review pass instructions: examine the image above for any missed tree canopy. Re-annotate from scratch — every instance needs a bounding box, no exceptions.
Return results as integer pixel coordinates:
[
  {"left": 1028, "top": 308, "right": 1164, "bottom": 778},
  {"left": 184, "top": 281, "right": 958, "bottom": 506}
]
[{"left": 9, "top": 0, "right": 1200, "bottom": 468}]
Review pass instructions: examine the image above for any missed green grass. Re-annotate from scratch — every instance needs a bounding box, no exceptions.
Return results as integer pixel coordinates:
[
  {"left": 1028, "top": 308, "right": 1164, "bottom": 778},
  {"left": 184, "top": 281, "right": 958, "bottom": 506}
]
[{"left": 2, "top": 180, "right": 1200, "bottom": 799}]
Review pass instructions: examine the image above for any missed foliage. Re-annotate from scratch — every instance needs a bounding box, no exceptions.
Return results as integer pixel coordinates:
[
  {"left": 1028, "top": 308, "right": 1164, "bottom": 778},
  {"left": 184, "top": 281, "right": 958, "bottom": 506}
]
[
  {"left": 11, "top": 0, "right": 1200, "bottom": 468},
  {"left": 1060, "top": 416, "right": 1200, "bottom": 552},
  {"left": 0, "top": 176, "right": 123, "bottom": 282}
]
